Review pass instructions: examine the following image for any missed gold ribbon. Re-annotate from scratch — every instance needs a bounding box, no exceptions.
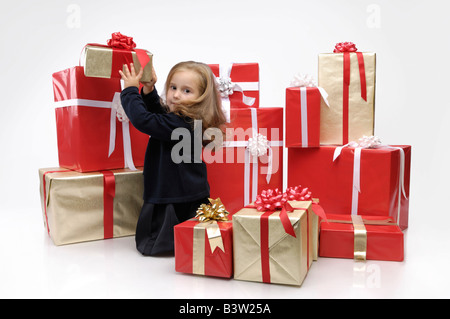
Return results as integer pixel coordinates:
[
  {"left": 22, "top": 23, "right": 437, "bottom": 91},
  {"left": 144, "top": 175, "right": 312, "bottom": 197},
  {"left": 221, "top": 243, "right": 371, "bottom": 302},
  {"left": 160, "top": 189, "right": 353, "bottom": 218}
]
[
  {"left": 323, "top": 217, "right": 396, "bottom": 261},
  {"left": 192, "top": 198, "right": 230, "bottom": 275}
]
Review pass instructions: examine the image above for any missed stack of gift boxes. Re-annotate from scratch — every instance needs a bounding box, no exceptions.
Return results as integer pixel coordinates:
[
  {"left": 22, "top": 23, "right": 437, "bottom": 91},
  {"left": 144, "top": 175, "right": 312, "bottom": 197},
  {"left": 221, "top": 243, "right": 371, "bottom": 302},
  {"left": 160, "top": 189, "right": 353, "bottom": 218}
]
[
  {"left": 39, "top": 36, "right": 411, "bottom": 287},
  {"left": 175, "top": 42, "right": 411, "bottom": 286},
  {"left": 39, "top": 33, "right": 153, "bottom": 246}
]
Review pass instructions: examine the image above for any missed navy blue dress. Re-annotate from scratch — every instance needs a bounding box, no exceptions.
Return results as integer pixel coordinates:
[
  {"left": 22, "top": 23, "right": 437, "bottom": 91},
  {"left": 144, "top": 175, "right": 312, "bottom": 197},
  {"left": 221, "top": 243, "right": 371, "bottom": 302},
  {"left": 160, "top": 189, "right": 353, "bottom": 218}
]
[{"left": 121, "top": 86, "right": 210, "bottom": 256}]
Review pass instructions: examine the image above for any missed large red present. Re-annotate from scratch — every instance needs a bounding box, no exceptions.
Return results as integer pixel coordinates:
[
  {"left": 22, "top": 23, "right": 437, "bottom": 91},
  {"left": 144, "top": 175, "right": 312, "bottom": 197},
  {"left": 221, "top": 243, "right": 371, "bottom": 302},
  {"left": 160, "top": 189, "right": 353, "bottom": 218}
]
[
  {"left": 287, "top": 142, "right": 411, "bottom": 230},
  {"left": 204, "top": 107, "right": 283, "bottom": 214},
  {"left": 53, "top": 66, "right": 149, "bottom": 172},
  {"left": 319, "top": 214, "right": 404, "bottom": 261},
  {"left": 208, "top": 63, "right": 259, "bottom": 121},
  {"left": 285, "top": 86, "right": 322, "bottom": 148},
  {"left": 174, "top": 199, "right": 233, "bottom": 278}
]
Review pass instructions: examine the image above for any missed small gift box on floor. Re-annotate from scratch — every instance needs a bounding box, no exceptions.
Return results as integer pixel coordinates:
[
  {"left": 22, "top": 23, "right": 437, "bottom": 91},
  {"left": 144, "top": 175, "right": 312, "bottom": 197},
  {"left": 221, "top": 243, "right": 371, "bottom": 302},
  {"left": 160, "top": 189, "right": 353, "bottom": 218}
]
[
  {"left": 285, "top": 74, "right": 330, "bottom": 148},
  {"left": 82, "top": 32, "right": 153, "bottom": 82},
  {"left": 204, "top": 107, "right": 283, "bottom": 215},
  {"left": 53, "top": 66, "right": 149, "bottom": 172},
  {"left": 319, "top": 214, "right": 404, "bottom": 261},
  {"left": 232, "top": 188, "right": 322, "bottom": 286},
  {"left": 288, "top": 137, "right": 411, "bottom": 230},
  {"left": 38, "top": 167, "right": 144, "bottom": 246},
  {"left": 174, "top": 198, "right": 233, "bottom": 278},
  {"left": 318, "top": 42, "right": 376, "bottom": 145}
]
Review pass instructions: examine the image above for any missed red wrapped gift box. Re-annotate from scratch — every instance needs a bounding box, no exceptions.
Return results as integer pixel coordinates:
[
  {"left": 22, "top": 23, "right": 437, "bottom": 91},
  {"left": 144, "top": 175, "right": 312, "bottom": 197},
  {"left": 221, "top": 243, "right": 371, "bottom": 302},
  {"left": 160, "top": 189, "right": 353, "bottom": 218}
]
[
  {"left": 285, "top": 87, "right": 321, "bottom": 148},
  {"left": 204, "top": 107, "right": 283, "bottom": 214},
  {"left": 287, "top": 145, "right": 411, "bottom": 230},
  {"left": 319, "top": 214, "right": 404, "bottom": 261},
  {"left": 208, "top": 63, "right": 259, "bottom": 108},
  {"left": 174, "top": 219, "right": 233, "bottom": 278},
  {"left": 53, "top": 66, "right": 149, "bottom": 172}
]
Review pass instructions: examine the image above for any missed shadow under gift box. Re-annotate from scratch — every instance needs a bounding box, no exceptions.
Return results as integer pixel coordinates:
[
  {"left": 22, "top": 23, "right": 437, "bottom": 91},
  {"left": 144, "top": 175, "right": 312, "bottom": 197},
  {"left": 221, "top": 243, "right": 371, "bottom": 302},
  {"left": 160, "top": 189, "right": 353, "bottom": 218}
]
[
  {"left": 204, "top": 107, "right": 284, "bottom": 215},
  {"left": 287, "top": 145, "right": 411, "bottom": 230},
  {"left": 52, "top": 66, "right": 149, "bottom": 172},
  {"left": 39, "top": 167, "right": 144, "bottom": 246}
]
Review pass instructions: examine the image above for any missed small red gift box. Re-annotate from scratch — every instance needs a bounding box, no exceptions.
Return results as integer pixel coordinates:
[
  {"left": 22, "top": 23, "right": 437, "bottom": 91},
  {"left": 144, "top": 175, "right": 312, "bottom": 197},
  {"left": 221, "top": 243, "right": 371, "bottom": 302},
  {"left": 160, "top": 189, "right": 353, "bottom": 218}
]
[
  {"left": 53, "top": 66, "right": 149, "bottom": 172},
  {"left": 204, "top": 107, "right": 283, "bottom": 214},
  {"left": 285, "top": 87, "right": 321, "bottom": 148},
  {"left": 319, "top": 214, "right": 404, "bottom": 261},
  {"left": 208, "top": 63, "right": 259, "bottom": 108},
  {"left": 174, "top": 218, "right": 233, "bottom": 278},
  {"left": 287, "top": 144, "right": 411, "bottom": 230}
]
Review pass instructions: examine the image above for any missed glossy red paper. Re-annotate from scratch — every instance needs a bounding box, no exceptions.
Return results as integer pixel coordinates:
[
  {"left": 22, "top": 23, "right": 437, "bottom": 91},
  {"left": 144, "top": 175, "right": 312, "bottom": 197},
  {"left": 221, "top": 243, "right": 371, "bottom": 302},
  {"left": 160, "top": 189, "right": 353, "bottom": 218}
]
[
  {"left": 287, "top": 145, "right": 411, "bottom": 230},
  {"left": 53, "top": 66, "right": 149, "bottom": 172},
  {"left": 319, "top": 214, "right": 404, "bottom": 261}
]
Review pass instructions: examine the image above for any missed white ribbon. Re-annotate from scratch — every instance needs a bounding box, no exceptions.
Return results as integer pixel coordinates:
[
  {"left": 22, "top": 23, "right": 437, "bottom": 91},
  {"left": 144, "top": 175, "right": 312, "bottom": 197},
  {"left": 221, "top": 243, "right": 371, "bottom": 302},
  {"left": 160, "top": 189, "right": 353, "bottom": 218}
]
[
  {"left": 333, "top": 136, "right": 407, "bottom": 222},
  {"left": 222, "top": 108, "right": 283, "bottom": 206},
  {"left": 54, "top": 94, "right": 137, "bottom": 171},
  {"left": 290, "top": 73, "right": 330, "bottom": 108},
  {"left": 217, "top": 63, "right": 258, "bottom": 123},
  {"left": 300, "top": 87, "right": 309, "bottom": 147}
]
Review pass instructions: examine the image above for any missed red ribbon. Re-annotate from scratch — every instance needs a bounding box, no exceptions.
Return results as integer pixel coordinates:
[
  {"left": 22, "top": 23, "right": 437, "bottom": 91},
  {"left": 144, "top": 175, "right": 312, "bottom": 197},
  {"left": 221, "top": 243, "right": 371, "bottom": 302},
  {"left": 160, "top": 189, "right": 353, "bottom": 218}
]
[
  {"left": 333, "top": 42, "right": 367, "bottom": 144},
  {"left": 101, "top": 170, "right": 116, "bottom": 239}
]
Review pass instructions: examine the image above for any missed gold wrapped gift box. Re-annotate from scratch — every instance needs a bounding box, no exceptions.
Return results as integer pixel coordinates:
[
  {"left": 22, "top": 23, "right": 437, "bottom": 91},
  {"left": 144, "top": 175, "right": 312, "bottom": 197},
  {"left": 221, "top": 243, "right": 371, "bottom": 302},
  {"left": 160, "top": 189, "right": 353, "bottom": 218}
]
[
  {"left": 83, "top": 44, "right": 153, "bottom": 82},
  {"left": 232, "top": 201, "right": 317, "bottom": 286},
  {"left": 39, "top": 167, "right": 144, "bottom": 246},
  {"left": 318, "top": 52, "right": 376, "bottom": 145}
]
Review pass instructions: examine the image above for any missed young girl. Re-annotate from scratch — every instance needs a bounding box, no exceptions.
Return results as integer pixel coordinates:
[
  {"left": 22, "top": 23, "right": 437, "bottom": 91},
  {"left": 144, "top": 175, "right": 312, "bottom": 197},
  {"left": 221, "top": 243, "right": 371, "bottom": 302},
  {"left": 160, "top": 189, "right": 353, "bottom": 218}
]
[{"left": 119, "top": 61, "right": 227, "bottom": 256}]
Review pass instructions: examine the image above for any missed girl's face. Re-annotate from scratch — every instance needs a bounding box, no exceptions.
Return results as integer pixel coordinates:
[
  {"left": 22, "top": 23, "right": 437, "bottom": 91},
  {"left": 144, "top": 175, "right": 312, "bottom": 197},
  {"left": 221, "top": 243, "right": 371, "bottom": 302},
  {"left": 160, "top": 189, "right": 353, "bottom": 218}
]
[{"left": 166, "top": 69, "right": 201, "bottom": 111}]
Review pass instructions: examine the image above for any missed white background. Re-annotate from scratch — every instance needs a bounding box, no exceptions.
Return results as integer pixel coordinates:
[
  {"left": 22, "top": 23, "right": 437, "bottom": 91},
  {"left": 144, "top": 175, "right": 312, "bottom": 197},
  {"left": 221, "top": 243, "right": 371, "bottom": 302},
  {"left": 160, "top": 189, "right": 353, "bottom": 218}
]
[{"left": 1, "top": 0, "right": 449, "bottom": 299}]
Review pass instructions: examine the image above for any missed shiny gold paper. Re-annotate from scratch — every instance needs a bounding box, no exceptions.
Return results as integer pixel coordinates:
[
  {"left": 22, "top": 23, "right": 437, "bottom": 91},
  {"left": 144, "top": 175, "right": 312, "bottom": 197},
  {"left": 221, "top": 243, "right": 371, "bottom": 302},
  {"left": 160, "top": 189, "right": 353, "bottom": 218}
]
[
  {"left": 38, "top": 167, "right": 144, "bottom": 246},
  {"left": 83, "top": 45, "right": 153, "bottom": 82},
  {"left": 232, "top": 201, "right": 311, "bottom": 286},
  {"left": 318, "top": 52, "right": 376, "bottom": 145},
  {"left": 351, "top": 215, "right": 367, "bottom": 261}
]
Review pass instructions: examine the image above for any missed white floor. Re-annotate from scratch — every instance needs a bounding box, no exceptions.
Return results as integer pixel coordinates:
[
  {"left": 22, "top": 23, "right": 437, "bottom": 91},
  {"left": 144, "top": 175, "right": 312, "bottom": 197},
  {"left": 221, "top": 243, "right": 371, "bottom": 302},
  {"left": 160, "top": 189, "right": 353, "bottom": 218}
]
[{"left": 1, "top": 198, "right": 449, "bottom": 300}]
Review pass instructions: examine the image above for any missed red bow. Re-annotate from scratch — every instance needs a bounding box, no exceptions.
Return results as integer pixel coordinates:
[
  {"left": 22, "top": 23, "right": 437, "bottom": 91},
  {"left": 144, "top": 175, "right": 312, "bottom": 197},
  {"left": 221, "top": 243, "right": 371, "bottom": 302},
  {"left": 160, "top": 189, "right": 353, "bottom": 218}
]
[
  {"left": 285, "top": 185, "right": 312, "bottom": 201},
  {"left": 107, "top": 32, "right": 137, "bottom": 50},
  {"left": 333, "top": 42, "right": 358, "bottom": 53}
]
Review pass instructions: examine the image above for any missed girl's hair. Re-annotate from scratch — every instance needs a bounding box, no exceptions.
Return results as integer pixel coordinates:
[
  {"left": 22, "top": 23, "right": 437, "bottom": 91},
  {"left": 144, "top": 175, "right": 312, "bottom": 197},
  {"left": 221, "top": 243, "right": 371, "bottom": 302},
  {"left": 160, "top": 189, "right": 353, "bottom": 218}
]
[{"left": 163, "top": 61, "right": 227, "bottom": 146}]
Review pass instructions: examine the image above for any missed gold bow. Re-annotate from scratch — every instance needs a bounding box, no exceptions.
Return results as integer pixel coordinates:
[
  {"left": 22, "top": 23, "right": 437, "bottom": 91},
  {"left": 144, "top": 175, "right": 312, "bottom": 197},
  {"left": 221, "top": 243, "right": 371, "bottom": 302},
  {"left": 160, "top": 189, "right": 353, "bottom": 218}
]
[{"left": 195, "top": 198, "right": 229, "bottom": 222}]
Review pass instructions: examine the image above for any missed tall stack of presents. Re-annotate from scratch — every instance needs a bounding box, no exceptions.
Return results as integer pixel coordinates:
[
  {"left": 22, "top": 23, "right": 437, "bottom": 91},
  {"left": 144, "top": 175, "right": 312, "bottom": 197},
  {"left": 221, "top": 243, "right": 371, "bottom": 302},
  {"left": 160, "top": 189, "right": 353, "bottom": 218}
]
[{"left": 40, "top": 34, "right": 411, "bottom": 286}]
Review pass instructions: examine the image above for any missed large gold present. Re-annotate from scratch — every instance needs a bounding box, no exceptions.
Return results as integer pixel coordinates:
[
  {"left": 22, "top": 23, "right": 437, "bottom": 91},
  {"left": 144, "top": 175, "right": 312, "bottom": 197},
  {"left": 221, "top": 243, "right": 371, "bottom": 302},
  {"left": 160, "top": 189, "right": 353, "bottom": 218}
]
[
  {"left": 318, "top": 42, "right": 376, "bottom": 145},
  {"left": 38, "top": 167, "right": 143, "bottom": 245},
  {"left": 232, "top": 199, "right": 314, "bottom": 286}
]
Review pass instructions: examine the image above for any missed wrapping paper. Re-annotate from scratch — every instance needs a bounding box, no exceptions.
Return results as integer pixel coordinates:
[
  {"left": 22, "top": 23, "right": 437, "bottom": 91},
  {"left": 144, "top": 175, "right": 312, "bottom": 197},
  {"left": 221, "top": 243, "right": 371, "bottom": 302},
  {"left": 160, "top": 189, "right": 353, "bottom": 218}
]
[
  {"left": 287, "top": 145, "right": 411, "bottom": 230},
  {"left": 174, "top": 219, "right": 233, "bottom": 278},
  {"left": 204, "top": 107, "right": 283, "bottom": 214},
  {"left": 38, "top": 167, "right": 144, "bottom": 246},
  {"left": 285, "top": 87, "right": 321, "bottom": 147},
  {"left": 53, "top": 66, "right": 149, "bottom": 172},
  {"left": 82, "top": 44, "right": 153, "bottom": 82},
  {"left": 232, "top": 201, "right": 311, "bottom": 286},
  {"left": 208, "top": 63, "right": 259, "bottom": 108},
  {"left": 319, "top": 214, "right": 404, "bottom": 261},
  {"left": 318, "top": 52, "right": 376, "bottom": 145}
]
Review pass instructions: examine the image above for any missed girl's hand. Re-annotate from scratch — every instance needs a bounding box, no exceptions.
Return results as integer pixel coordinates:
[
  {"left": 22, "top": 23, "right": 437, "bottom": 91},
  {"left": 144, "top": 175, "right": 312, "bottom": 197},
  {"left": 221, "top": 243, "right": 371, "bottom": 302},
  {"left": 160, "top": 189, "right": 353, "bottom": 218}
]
[
  {"left": 119, "top": 63, "right": 143, "bottom": 89},
  {"left": 142, "top": 66, "right": 157, "bottom": 95}
]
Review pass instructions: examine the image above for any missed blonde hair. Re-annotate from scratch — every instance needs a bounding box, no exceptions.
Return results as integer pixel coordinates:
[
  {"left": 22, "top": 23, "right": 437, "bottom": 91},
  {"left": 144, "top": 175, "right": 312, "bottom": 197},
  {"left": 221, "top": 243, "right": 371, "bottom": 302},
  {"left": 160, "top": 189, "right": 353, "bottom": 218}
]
[{"left": 163, "top": 61, "right": 227, "bottom": 145}]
